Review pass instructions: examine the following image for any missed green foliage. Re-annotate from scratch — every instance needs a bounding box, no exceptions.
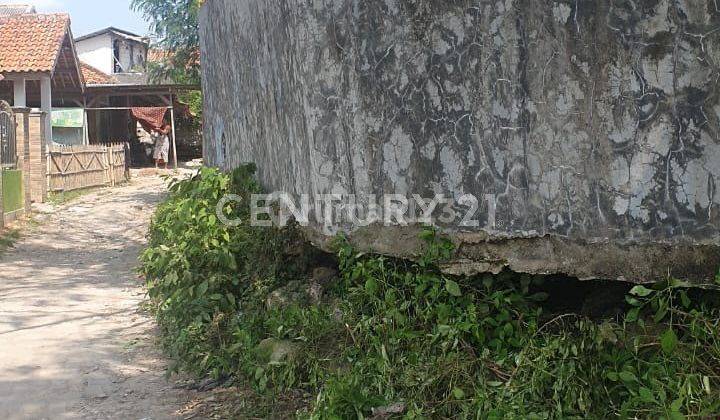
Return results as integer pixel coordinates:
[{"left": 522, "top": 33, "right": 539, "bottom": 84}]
[
  {"left": 0, "top": 227, "right": 19, "bottom": 256},
  {"left": 141, "top": 165, "right": 314, "bottom": 377},
  {"left": 131, "top": 0, "right": 201, "bottom": 84},
  {"left": 47, "top": 187, "right": 99, "bottom": 205},
  {"left": 143, "top": 167, "right": 720, "bottom": 419},
  {"left": 314, "top": 235, "right": 543, "bottom": 418},
  {"left": 131, "top": 0, "right": 203, "bottom": 120},
  {"left": 178, "top": 90, "right": 203, "bottom": 121}
]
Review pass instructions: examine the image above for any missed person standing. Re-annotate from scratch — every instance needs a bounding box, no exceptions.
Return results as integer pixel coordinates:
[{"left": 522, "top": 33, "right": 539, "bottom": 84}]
[{"left": 153, "top": 124, "right": 171, "bottom": 170}]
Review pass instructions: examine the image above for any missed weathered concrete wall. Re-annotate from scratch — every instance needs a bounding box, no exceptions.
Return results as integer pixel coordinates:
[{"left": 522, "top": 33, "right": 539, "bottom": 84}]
[{"left": 199, "top": 0, "right": 720, "bottom": 283}]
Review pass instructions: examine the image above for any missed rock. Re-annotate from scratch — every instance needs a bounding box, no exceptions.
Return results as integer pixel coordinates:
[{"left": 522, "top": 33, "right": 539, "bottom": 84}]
[
  {"left": 192, "top": 377, "right": 227, "bottom": 392},
  {"left": 264, "top": 269, "right": 339, "bottom": 309},
  {"left": 31, "top": 203, "right": 55, "bottom": 214},
  {"left": 331, "top": 300, "right": 344, "bottom": 322},
  {"left": 312, "top": 267, "right": 338, "bottom": 287},
  {"left": 371, "top": 402, "right": 406, "bottom": 419},
  {"left": 307, "top": 282, "right": 323, "bottom": 304},
  {"left": 256, "top": 338, "right": 301, "bottom": 364},
  {"left": 265, "top": 281, "right": 307, "bottom": 310},
  {"left": 265, "top": 289, "right": 289, "bottom": 310},
  {"left": 186, "top": 159, "right": 203, "bottom": 168}
]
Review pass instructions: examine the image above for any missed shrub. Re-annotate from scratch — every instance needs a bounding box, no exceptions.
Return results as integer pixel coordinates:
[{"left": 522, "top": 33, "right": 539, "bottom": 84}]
[
  {"left": 141, "top": 165, "right": 314, "bottom": 377},
  {"left": 142, "top": 166, "right": 720, "bottom": 419}
]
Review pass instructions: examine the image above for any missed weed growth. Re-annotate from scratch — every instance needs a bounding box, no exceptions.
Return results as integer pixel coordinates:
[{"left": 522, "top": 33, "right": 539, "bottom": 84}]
[
  {"left": 142, "top": 166, "right": 720, "bottom": 419},
  {"left": 47, "top": 187, "right": 101, "bottom": 205},
  {"left": 0, "top": 227, "right": 19, "bottom": 256}
]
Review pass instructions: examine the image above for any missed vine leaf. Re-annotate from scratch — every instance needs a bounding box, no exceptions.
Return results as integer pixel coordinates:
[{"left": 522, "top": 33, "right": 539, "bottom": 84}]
[
  {"left": 661, "top": 328, "right": 678, "bottom": 355},
  {"left": 445, "top": 279, "right": 462, "bottom": 297}
]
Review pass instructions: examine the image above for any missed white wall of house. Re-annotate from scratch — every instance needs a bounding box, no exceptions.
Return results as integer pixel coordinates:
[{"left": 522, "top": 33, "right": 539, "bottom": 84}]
[
  {"left": 76, "top": 33, "right": 113, "bottom": 74},
  {"left": 77, "top": 33, "right": 147, "bottom": 74},
  {"left": 118, "top": 41, "right": 131, "bottom": 72},
  {"left": 133, "top": 43, "right": 147, "bottom": 69},
  {"left": 115, "top": 38, "right": 147, "bottom": 73}
]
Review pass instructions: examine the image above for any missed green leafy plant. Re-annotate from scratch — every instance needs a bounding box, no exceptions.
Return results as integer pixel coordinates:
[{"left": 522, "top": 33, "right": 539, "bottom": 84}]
[
  {"left": 142, "top": 166, "right": 720, "bottom": 419},
  {"left": 131, "top": 0, "right": 201, "bottom": 84},
  {"left": 141, "top": 165, "right": 316, "bottom": 378},
  {"left": 0, "top": 227, "right": 19, "bottom": 256}
]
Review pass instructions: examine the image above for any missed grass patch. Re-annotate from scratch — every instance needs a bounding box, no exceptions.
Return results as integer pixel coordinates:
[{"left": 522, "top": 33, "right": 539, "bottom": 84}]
[
  {"left": 0, "top": 228, "right": 19, "bottom": 256},
  {"left": 141, "top": 166, "right": 720, "bottom": 419},
  {"left": 47, "top": 187, "right": 103, "bottom": 205}
]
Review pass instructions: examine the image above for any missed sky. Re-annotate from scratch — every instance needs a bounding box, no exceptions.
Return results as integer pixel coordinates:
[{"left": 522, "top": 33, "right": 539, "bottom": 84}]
[{"left": 0, "top": 0, "right": 150, "bottom": 38}]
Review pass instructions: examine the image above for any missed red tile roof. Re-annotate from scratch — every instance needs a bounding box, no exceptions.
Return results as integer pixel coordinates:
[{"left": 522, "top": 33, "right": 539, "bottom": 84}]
[
  {"left": 80, "top": 62, "right": 116, "bottom": 85},
  {"left": 0, "top": 13, "right": 70, "bottom": 73},
  {"left": 147, "top": 48, "right": 168, "bottom": 63}
]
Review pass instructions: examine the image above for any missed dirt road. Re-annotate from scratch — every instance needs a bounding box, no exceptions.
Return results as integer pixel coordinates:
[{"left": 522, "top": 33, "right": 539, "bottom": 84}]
[{"left": 0, "top": 173, "right": 199, "bottom": 419}]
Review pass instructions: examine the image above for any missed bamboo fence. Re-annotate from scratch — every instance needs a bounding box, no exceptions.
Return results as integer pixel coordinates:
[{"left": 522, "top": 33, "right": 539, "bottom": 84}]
[{"left": 47, "top": 143, "right": 129, "bottom": 193}]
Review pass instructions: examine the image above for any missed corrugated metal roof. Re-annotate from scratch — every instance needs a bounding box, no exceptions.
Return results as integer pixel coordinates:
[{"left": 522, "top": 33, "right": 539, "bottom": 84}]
[
  {"left": 0, "top": 4, "right": 36, "bottom": 17},
  {"left": 75, "top": 27, "right": 148, "bottom": 44}
]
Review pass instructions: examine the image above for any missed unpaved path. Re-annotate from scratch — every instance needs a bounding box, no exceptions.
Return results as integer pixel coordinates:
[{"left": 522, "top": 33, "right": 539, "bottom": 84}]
[{"left": 0, "top": 173, "right": 200, "bottom": 420}]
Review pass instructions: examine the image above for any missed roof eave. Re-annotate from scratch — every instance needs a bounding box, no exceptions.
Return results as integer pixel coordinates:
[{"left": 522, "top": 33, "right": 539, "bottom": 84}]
[
  {"left": 85, "top": 83, "right": 200, "bottom": 91},
  {"left": 0, "top": 70, "right": 51, "bottom": 77},
  {"left": 65, "top": 24, "right": 86, "bottom": 93},
  {"left": 75, "top": 26, "right": 146, "bottom": 43}
]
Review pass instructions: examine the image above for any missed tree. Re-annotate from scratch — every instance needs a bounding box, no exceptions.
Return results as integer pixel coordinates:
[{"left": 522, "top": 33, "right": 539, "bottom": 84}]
[
  {"left": 131, "top": 0, "right": 202, "bottom": 85},
  {"left": 132, "top": 0, "right": 203, "bottom": 117}
]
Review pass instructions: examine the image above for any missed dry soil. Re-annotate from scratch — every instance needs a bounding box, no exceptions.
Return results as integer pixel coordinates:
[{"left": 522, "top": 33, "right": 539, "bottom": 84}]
[{"left": 0, "top": 172, "right": 203, "bottom": 420}]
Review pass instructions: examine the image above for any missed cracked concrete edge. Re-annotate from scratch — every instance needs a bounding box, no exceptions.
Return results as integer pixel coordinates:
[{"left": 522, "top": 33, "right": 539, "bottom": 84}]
[{"left": 303, "top": 224, "right": 720, "bottom": 285}]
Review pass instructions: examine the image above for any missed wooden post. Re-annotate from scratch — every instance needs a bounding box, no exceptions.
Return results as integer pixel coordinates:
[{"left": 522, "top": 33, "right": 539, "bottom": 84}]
[
  {"left": 107, "top": 144, "right": 114, "bottom": 186},
  {"left": 83, "top": 110, "right": 89, "bottom": 145},
  {"left": 170, "top": 99, "right": 178, "bottom": 169},
  {"left": 124, "top": 143, "right": 130, "bottom": 181}
]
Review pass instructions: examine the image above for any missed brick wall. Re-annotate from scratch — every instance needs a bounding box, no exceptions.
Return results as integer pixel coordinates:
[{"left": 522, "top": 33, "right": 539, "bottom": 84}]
[
  {"left": 27, "top": 112, "right": 46, "bottom": 203},
  {"left": 14, "top": 109, "right": 31, "bottom": 211}
]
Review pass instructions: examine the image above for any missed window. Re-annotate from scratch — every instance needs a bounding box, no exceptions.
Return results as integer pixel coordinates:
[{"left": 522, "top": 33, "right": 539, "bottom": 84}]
[{"left": 113, "top": 39, "right": 122, "bottom": 73}]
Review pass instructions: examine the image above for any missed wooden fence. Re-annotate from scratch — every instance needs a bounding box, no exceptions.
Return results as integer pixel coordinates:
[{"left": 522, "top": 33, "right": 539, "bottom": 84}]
[{"left": 47, "top": 143, "right": 129, "bottom": 193}]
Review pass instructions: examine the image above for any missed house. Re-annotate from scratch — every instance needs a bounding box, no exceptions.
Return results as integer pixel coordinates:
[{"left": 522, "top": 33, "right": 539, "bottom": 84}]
[
  {"left": 0, "top": 11, "right": 86, "bottom": 202},
  {"left": 0, "top": 6, "right": 199, "bottom": 210},
  {"left": 0, "top": 6, "right": 198, "bottom": 166},
  {"left": 75, "top": 27, "right": 149, "bottom": 84},
  {"left": 75, "top": 30, "right": 200, "bottom": 165},
  {"left": 0, "top": 12, "right": 85, "bottom": 144}
]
